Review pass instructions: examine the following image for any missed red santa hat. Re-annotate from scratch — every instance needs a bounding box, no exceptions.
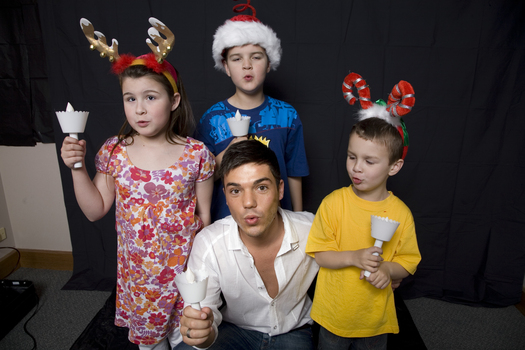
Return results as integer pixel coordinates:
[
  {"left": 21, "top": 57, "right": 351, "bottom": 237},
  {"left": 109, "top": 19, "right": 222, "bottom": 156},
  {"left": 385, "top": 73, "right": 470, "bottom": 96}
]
[{"left": 212, "top": 1, "right": 282, "bottom": 73}]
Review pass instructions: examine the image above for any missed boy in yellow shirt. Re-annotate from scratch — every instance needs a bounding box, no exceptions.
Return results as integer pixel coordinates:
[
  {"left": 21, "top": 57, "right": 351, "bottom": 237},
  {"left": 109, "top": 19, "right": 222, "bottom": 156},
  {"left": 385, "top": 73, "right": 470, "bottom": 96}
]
[{"left": 306, "top": 73, "right": 421, "bottom": 350}]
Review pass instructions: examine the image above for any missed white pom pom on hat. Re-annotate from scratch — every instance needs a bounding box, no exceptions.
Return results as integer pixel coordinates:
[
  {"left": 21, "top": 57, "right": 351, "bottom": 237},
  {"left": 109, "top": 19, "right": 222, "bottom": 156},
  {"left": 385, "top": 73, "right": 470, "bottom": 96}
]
[{"left": 212, "top": 10, "right": 282, "bottom": 73}]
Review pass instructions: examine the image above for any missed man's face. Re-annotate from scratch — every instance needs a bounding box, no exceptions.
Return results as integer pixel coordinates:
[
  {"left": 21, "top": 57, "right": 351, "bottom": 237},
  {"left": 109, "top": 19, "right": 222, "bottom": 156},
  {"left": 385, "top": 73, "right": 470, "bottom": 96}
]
[{"left": 223, "top": 162, "right": 284, "bottom": 240}]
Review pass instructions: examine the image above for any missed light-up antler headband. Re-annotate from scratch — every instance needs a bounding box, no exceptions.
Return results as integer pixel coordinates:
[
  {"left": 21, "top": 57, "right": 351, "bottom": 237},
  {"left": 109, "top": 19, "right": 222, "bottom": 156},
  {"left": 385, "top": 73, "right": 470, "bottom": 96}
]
[{"left": 80, "top": 17, "right": 178, "bottom": 93}]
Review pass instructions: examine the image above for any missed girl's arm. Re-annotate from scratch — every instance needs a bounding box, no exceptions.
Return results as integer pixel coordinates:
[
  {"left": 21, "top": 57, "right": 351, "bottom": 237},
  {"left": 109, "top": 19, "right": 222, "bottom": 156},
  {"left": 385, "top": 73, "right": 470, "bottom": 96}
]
[
  {"left": 314, "top": 247, "right": 383, "bottom": 271},
  {"left": 72, "top": 168, "right": 115, "bottom": 222},
  {"left": 287, "top": 176, "right": 303, "bottom": 211},
  {"left": 61, "top": 137, "right": 115, "bottom": 222},
  {"left": 195, "top": 177, "right": 214, "bottom": 227}
]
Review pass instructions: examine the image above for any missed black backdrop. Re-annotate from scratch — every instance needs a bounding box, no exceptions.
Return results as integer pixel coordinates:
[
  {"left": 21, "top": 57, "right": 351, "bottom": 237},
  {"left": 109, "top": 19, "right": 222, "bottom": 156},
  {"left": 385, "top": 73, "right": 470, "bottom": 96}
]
[{"left": 36, "top": 0, "right": 525, "bottom": 306}]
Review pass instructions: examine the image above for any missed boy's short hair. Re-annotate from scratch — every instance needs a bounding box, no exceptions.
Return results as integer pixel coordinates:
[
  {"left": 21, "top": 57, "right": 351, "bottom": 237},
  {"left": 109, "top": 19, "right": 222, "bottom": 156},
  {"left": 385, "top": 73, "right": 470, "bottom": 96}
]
[
  {"left": 219, "top": 140, "right": 281, "bottom": 184},
  {"left": 350, "top": 117, "right": 404, "bottom": 164}
]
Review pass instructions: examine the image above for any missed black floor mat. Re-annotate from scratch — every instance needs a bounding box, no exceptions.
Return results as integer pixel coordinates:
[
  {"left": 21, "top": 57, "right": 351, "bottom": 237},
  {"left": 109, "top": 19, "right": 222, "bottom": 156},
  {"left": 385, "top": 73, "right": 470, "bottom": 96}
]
[
  {"left": 71, "top": 288, "right": 426, "bottom": 349},
  {"left": 70, "top": 287, "right": 138, "bottom": 350}
]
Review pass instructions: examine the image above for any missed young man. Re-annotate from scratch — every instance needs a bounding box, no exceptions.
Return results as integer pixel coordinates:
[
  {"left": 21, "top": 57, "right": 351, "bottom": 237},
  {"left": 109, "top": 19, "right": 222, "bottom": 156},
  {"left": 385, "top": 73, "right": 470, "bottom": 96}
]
[
  {"left": 194, "top": 3, "right": 309, "bottom": 221},
  {"left": 174, "top": 140, "right": 318, "bottom": 350}
]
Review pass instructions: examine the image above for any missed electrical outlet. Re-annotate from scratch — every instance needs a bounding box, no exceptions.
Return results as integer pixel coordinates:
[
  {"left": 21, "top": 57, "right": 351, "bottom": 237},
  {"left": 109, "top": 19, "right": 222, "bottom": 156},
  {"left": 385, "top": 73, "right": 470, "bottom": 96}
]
[{"left": 0, "top": 227, "right": 6, "bottom": 242}]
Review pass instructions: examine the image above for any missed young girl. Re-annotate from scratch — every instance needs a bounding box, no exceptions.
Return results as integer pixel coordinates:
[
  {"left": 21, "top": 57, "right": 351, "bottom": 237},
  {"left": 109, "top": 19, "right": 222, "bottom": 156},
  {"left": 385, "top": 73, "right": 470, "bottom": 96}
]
[{"left": 61, "top": 18, "right": 215, "bottom": 350}]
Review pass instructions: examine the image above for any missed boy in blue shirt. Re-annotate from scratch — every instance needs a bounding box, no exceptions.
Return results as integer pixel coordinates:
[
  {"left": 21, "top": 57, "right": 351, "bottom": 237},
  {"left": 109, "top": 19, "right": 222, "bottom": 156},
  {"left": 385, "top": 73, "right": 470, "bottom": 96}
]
[{"left": 194, "top": 1, "right": 309, "bottom": 221}]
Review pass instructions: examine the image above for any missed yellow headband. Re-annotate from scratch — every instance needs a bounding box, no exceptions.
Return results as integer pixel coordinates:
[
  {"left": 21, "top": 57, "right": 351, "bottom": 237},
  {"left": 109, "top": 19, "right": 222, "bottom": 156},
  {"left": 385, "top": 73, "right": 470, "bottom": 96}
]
[{"left": 129, "top": 58, "right": 178, "bottom": 93}]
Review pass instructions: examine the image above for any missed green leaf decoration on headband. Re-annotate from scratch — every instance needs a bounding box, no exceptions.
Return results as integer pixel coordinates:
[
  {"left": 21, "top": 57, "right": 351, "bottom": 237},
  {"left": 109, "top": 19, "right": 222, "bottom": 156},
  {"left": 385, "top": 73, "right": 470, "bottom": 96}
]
[
  {"left": 400, "top": 118, "right": 409, "bottom": 147},
  {"left": 376, "top": 98, "right": 409, "bottom": 146}
]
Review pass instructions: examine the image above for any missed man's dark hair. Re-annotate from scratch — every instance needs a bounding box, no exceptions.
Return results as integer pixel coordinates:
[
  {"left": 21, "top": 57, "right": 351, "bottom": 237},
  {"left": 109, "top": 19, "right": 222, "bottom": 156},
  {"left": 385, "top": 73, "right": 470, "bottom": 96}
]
[{"left": 219, "top": 140, "right": 281, "bottom": 184}]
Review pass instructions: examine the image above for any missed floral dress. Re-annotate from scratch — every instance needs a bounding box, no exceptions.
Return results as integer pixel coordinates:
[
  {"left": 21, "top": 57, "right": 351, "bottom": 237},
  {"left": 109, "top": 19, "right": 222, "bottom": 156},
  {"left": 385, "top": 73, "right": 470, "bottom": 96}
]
[{"left": 95, "top": 136, "right": 215, "bottom": 345}]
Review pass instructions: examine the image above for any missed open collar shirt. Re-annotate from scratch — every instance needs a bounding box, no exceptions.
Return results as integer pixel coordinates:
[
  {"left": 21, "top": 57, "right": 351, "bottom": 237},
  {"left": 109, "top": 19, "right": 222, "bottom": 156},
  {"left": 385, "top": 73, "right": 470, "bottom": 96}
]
[{"left": 185, "top": 208, "right": 319, "bottom": 341}]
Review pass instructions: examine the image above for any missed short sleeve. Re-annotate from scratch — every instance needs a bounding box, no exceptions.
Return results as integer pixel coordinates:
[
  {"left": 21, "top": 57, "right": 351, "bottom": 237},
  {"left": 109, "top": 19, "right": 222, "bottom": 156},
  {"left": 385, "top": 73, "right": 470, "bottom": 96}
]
[
  {"left": 284, "top": 108, "right": 309, "bottom": 177},
  {"left": 95, "top": 136, "right": 121, "bottom": 177},
  {"left": 192, "top": 139, "right": 215, "bottom": 183},
  {"left": 306, "top": 194, "right": 341, "bottom": 257},
  {"left": 391, "top": 213, "right": 421, "bottom": 275}
]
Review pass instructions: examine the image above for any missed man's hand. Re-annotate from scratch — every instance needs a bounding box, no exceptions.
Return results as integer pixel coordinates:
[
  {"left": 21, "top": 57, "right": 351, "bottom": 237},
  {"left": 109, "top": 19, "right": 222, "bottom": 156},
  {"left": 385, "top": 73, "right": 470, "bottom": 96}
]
[{"left": 180, "top": 306, "right": 215, "bottom": 348}]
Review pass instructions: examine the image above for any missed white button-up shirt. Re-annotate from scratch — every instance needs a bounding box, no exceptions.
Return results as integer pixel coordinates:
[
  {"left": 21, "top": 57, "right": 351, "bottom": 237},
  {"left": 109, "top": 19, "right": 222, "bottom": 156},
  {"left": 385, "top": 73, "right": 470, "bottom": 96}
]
[{"left": 185, "top": 208, "right": 319, "bottom": 341}]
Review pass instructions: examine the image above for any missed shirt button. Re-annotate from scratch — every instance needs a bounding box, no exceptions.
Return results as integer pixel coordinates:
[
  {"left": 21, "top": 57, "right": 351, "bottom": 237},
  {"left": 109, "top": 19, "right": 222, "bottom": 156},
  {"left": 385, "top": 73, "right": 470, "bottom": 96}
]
[{"left": 273, "top": 326, "right": 277, "bottom": 330}]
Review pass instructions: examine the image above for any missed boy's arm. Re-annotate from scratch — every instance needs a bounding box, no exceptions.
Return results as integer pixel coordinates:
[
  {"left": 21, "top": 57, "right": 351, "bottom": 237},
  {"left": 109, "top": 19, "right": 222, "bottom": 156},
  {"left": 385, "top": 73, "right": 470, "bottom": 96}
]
[
  {"left": 314, "top": 247, "right": 383, "bottom": 271},
  {"left": 364, "top": 261, "right": 410, "bottom": 290},
  {"left": 213, "top": 136, "right": 248, "bottom": 181},
  {"left": 288, "top": 176, "right": 303, "bottom": 211},
  {"left": 369, "top": 213, "right": 420, "bottom": 290}
]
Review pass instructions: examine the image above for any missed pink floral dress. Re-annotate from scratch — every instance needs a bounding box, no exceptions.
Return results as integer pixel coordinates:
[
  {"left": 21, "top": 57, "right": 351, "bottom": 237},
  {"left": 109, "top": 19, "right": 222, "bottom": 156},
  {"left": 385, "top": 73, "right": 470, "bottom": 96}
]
[{"left": 95, "top": 136, "right": 215, "bottom": 345}]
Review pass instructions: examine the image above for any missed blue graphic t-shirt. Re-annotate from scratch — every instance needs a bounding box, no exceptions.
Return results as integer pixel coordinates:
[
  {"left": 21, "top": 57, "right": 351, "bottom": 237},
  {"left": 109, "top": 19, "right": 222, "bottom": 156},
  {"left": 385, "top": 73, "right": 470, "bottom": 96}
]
[{"left": 194, "top": 96, "right": 309, "bottom": 221}]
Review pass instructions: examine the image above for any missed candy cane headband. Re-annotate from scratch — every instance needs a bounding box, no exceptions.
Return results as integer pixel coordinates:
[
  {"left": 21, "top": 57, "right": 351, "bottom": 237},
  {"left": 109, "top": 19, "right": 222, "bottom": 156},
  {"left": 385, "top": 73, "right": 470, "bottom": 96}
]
[
  {"left": 342, "top": 72, "right": 415, "bottom": 159},
  {"left": 80, "top": 17, "right": 178, "bottom": 93}
]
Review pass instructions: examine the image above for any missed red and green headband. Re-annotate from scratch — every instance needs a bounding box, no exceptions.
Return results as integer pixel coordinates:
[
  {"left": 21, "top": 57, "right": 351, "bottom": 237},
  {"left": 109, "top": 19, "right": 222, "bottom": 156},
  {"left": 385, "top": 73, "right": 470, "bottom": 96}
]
[{"left": 342, "top": 72, "right": 415, "bottom": 159}]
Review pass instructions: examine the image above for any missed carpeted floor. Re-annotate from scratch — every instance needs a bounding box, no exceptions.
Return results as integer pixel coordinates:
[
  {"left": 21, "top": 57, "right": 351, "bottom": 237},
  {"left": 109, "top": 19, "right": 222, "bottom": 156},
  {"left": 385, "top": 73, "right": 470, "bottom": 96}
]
[
  {"left": 404, "top": 297, "right": 525, "bottom": 350},
  {"left": 0, "top": 268, "right": 111, "bottom": 350},
  {"left": 1, "top": 268, "right": 524, "bottom": 350}
]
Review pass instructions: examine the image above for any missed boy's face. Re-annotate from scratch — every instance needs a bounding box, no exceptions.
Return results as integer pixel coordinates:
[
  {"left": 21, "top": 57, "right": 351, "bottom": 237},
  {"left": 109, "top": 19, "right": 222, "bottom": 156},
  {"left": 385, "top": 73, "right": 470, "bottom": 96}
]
[
  {"left": 223, "top": 44, "right": 271, "bottom": 96},
  {"left": 223, "top": 162, "right": 284, "bottom": 241},
  {"left": 346, "top": 133, "right": 403, "bottom": 201}
]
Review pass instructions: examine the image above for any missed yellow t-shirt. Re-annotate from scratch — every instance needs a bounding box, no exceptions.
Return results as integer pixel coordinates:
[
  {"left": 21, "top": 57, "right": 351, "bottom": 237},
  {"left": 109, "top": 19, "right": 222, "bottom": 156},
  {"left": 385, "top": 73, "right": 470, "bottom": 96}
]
[{"left": 305, "top": 185, "right": 421, "bottom": 338}]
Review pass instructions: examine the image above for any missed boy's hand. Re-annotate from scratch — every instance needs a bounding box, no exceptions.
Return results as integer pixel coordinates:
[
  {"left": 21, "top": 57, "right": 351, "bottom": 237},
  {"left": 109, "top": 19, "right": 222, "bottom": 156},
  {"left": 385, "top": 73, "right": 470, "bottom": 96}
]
[
  {"left": 353, "top": 246, "right": 383, "bottom": 273},
  {"left": 362, "top": 263, "right": 391, "bottom": 289},
  {"left": 228, "top": 136, "right": 248, "bottom": 147},
  {"left": 61, "top": 137, "right": 86, "bottom": 169},
  {"left": 391, "top": 278, "right": 402, "bottom": 291},
  {"left": 180, "top": 306, "right": 215, "bottom": 347}
]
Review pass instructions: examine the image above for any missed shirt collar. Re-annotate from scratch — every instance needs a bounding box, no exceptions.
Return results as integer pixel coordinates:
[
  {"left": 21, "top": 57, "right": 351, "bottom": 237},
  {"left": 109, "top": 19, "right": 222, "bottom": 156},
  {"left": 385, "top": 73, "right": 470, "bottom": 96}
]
[{"left": 226, "top": 207, "right": 300, "bottom": 254}]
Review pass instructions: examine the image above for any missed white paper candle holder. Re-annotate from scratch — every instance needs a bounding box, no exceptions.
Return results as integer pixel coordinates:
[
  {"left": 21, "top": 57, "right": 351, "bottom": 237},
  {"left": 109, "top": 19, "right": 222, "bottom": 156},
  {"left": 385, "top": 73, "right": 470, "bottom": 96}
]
[
  {"left": 56, "top": 106, "right": 89, "bottom": 169},
  {"left": 364, "top": 215, "right": 400, "bottom": 277},
  {"left": 174, "top": 268, "right": 208, "bottom": 310}
]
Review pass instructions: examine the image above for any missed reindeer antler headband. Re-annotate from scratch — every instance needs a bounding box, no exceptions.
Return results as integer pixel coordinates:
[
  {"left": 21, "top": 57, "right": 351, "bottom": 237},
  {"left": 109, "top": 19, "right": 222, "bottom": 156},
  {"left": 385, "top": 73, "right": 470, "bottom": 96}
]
[
  {"left": 80, "top": 17, "right": 178, "bottom": 93},
  {"left": 342, "top": 72, "right": 415, "bottom": 159}
]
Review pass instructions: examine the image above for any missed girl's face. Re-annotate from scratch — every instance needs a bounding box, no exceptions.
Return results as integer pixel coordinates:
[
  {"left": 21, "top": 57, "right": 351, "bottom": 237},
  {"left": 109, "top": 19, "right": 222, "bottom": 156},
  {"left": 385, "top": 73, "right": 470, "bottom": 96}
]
[
  {"left": 121, "top": 75, "right": 180, "bottom": 140},
  {"left": 223, "top": 44, "right": 270, "bottom": 96}
]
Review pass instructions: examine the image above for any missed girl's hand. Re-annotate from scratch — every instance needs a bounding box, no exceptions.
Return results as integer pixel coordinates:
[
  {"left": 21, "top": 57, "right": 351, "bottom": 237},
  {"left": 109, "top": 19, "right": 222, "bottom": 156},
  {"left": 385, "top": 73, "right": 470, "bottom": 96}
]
[{"left": 61, "top": 136, "right": 86, "bottom": 169}]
